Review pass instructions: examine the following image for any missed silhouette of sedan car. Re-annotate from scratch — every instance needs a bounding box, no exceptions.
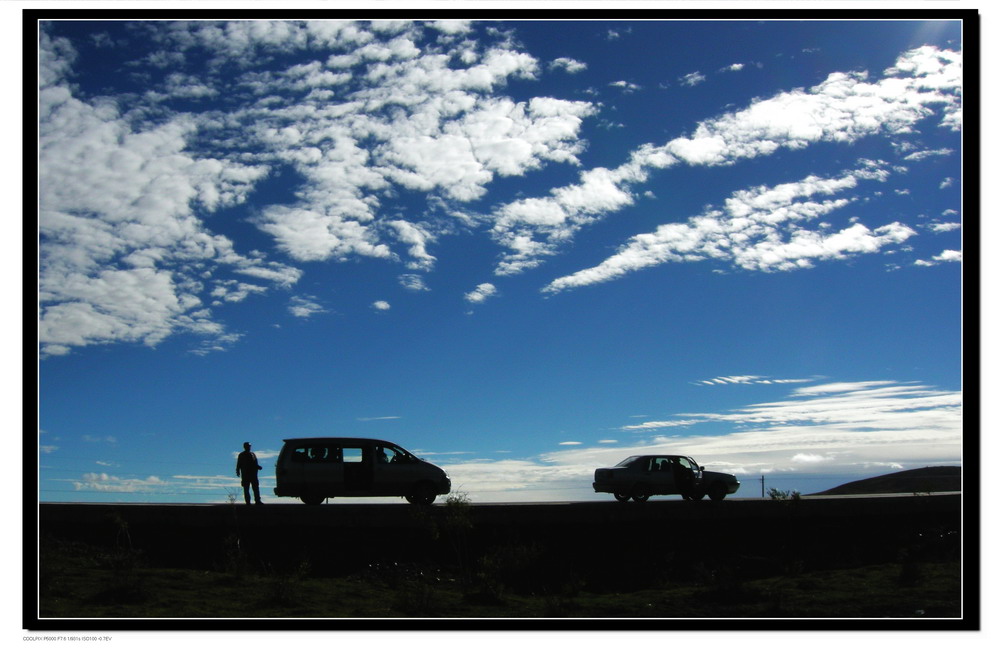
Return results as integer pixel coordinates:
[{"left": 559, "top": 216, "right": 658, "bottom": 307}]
[{"left": 593, "top": 455, "right": 740, "bottom": 502}]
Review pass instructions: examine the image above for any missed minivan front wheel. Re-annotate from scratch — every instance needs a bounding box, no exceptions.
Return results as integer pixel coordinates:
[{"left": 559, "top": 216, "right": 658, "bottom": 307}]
[
  {"left": 301, "top": 494, "right": 326, "bottom": 506},
  {"left": 406, "top": 482, "right": 437, "bottom": 505}
]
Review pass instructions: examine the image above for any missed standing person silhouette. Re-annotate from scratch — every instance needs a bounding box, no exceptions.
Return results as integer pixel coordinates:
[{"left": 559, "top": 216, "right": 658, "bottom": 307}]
[{"left": 236, "top": 442, "right": 263, "bottom": 505}]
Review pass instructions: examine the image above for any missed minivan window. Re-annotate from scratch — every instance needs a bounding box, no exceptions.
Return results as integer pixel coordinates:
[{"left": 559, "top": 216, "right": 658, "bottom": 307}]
[
  {"left": 292, "top": 445, "right": 339, "bottom": 462},
  {"left": 343, "top": 447, "right": 364, "bottom": 463}
]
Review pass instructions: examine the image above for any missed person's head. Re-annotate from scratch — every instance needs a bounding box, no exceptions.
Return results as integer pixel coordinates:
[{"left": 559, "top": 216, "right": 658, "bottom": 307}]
[{"left": 243, "top": 442, "right": 251, "bottom": 450}]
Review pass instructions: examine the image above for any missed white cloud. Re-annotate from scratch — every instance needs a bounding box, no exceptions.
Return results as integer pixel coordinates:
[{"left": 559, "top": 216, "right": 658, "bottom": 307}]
[
  {"left": 543, "top": 165, "right": 916, "bottom": 292},
  {"left": 288, "top": 295, "right": 326, "bottom": 318},
  {"left": 38, "top": 25, "right": 962, "bottom": 354},
  {"left": 622, "top": 420, "right": 703, "bottom": 431},
  {"left": 38, "top": 33, "right": 298, "bottom": 356},
  {"left": 389, "top": 220, "right": 438, "bottom": 270},
  {"left": 791, "top": 453, "right": 833, "bottom": 464},
  {"left": 39, "top": 21, "right": 599, "bottom": 355},
  {"left": 74, "top": 473, "right": 165, "bottom": 493},
  {"left": 927, "top": 222, "right": 961, "bottom": 233},
  {"left": 915, "top": 249, "right": 962, "bottom": 266},
  {"left": 903, "top": 147, "right": 953, "bottom": 161},
  {"left": 546, "top": 380, "right": 961, "bottom": 477},
  {"left": 610, "top": 80, "right": 641, "bottom": 93},
  {"left": 550, "top": 57, "right": 586, "bottom": 74},
  {"left": 435, "top": 379, "right": 960, "bottom": 502},
  {"left": 372, "top": 300, "right": 391, "bottom": 311},
  {"left": 697, "top": 375, "right": 814, "bottom": 386},
  {"left": 680, "top": 71, "right": 706, "bottom": 86},
  {"left": 490, "top": 46, "right": 960, "bottom": 280},
  {"left": 399, "top": 273, "right": 430, "bottom": 292},
  {"left": 464, "top": 282, "right": 497, "bottom": 303}
]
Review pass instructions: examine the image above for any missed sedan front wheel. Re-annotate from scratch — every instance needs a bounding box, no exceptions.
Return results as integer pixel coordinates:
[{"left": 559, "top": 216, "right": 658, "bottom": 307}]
[{"left": 708, "top": 483, "right": 727, "bottom": 501}]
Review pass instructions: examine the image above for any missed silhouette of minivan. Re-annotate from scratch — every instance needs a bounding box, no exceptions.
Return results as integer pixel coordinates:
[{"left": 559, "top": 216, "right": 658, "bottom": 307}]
[{"left": 273, "top": 437, "right": 451, "bottom": 505}]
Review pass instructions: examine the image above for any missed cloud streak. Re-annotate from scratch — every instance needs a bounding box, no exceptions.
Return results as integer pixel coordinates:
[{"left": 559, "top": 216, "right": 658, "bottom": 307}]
[{"left": 435, "top": 380, "right": 961, "bottom": 501}]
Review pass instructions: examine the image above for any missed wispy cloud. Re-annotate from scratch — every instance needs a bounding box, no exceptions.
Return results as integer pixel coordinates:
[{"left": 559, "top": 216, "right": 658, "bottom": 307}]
[
  {"left": 399, "top": 273, "right": 430, "bottom": 292},
  {"left": 492, "top": 46, "right": 960, "bottom": 283},
  {"left": 696, "top": 375, "right": 814, "bottom": 386},
  {"left": 679, "top": 71, "right": 706, "bottom": 86},
  {"left": 288, "top": 295, "right": 326, "bottom": 318},
  {"left": 73, "top": 473, "right": 166, "bottom": 493},
  {"left": 542, "top": 164, "right": 915, "bottom": 292}
]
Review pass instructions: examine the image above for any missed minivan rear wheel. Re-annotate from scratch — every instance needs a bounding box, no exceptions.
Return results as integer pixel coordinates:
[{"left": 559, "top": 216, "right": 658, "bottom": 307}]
[{"left": 301, "top": 494, "right": 326, "bottom": 505}]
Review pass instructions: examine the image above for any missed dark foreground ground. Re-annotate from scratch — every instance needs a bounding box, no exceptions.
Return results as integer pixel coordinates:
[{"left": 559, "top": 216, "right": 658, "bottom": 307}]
[{"left": 34, "top": 495, "right": 966, "bottom": 626}]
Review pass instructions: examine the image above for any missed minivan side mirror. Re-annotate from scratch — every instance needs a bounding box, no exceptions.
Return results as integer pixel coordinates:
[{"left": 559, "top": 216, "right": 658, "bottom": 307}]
[{"left": 699, "top": 466, "right": 705, "bottom": 471}]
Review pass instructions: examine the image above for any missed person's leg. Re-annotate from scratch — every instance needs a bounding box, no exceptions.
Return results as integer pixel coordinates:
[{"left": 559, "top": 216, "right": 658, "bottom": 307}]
[
  {"left": 242, "top": 480, "right": 251, "bottom": 505},
  {"left": 252, "top": 479, "right": 261, "bottom": 504}
]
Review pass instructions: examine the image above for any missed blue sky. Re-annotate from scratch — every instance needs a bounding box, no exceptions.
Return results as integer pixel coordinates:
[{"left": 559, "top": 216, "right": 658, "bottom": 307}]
[{"left": 35, "top": 16, "right": 966, "bottom": 504}]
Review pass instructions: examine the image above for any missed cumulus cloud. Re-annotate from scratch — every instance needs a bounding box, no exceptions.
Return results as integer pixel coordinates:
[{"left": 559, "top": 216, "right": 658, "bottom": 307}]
[
  {"left": 39, "top": 31, "right": 299, "bottom": 356},
  {"left": 372, "top": 300, "right": 391, "bottom": 311},
  {"left": 38, "top": 23, "right": 962, "bottom": 354},
  {"left": 610, "top": 80, "right": 641, "bottom": 93},
  {"left": 550, "top": 57, "right": 586, "bottom": 74},
  {"left": 915, "top": 249, "right": 962, "bottom": 266},
  {"left": 464, "top": 282, "right": 497, "bottom": 303},
  {"left": 38, "top": 20, "right": 596, "bottom": 355}
]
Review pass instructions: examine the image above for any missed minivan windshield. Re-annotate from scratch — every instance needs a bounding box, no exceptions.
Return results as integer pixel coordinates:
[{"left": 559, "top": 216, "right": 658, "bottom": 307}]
[{"left": 615, "top": 456, "right": 641, "bottom": 467}]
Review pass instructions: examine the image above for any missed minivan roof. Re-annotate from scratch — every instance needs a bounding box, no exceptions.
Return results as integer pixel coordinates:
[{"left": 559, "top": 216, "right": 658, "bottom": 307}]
[{"left": 281, "top": 437, "right": 400, "bottom": 446}]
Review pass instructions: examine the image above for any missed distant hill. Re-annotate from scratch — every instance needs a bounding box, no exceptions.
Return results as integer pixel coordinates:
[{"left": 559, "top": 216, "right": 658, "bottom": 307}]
[{"left": 814, "top": 466, "right": 961, "bottom": 496}]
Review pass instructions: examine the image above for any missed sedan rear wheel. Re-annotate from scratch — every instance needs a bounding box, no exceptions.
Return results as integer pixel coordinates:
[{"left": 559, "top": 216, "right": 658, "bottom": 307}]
[
  {"left": 613, "top": 492, "right": 630, "bottom": 502},
  {"left": 631, "top": 486, "right": 650, "bottom": 503}
]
